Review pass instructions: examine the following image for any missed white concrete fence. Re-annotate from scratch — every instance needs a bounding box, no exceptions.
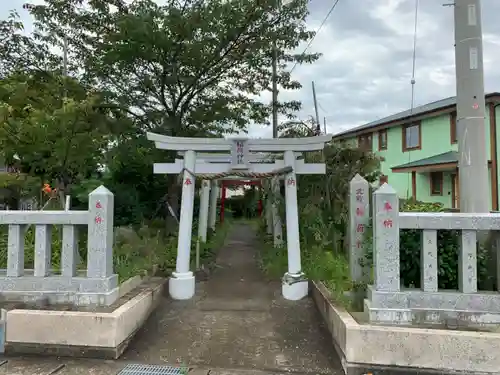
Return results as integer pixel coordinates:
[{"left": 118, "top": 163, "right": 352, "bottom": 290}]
[
  {"left": 349, "top": 174, "right": 500, "bottom": 325},
  {"left": 0, "top": 185, "right": 118, "bottom": 306}
]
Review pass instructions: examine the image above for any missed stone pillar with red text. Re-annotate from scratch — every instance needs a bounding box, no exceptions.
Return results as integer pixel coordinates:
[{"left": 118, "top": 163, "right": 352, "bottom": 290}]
[
  {"left": 372, "top": 183, "right": 400, "bottom": 292},
  {"left": 348, "top": 174, "right": 370, "bottom": 284},
  {"left": 87, "top": 185, "right": 114, "bottom": 279}
]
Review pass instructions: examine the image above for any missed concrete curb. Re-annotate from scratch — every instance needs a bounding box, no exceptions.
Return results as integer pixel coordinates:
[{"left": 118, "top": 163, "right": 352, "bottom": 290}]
[
  {"left": 4, "top": 277, "right": 166, "bottom": 359},
  {"left": 311, "top": 280, "right": 500, "bottom": 375}
]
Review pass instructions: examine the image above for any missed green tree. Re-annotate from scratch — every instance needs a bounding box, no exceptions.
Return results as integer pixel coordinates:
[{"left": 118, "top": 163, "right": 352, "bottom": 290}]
[
  {"left": 27, "top": 0, "right": 319, "bottom": 135},
  {"left": 1, "top": 0, "right": 321, "bottom": 225},
  {"left": 19, "top": 0, "right": 320, "bottom": 225},
  {"left": 278, "top": 116, "right": 318, "bottom": 138},
  {"left": 0, "top": 72, "right": 116, "bottom": 205},
  {"left": 0, "top": 11, "right": 63, "bottom": 78}
]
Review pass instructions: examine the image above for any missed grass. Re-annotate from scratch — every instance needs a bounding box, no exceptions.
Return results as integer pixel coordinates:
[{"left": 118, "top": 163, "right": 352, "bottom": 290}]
[
  {"left": 257, "top": 223, "right": 353, "bottom": 309},
  {"left": 0, "top": 219, "right": 232, "bottom": 283},
  {"left": 191, "top": 219, "right": 232, "bottom": 270}
]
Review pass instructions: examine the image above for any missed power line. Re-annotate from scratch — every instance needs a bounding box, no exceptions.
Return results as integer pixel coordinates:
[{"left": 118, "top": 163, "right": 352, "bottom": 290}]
[
  {"left": 318, "top": 101, "right": 328, "bottom": 114},
  {"left": 289, "top": 0, "right": 341, "bottom": 75}
]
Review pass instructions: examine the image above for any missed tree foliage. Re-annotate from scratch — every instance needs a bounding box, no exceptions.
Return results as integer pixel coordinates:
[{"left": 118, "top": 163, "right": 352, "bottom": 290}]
[
  {"left": 0, "top": 0, "right": 321, "bottom": 223},
  {"left": 272, "top": 119, "right": 382, "bottom": 253},
  {"left": 0, "top": 72, "right": 118, "bottom": 198},
  {"left": 278, "top": 116, "right": 319, "bottom": 138},
  {"left": 27, "top": 0, "right": 319, "bottom": 134}
]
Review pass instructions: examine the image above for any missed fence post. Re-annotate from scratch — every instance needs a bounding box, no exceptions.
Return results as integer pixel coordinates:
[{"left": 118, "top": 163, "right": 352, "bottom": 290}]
[
  {"left": 348, "top": 174, "right": 370, "bottom": 284},
  {"left": 87, "top": 185, "right": 114, "bottom": 278},
  {"left": 372, "top": 183, "right": 400, "bottom": 292},
  {"left": 208, "top": 181, "right": 219, "bottom": 231},
  {"left": 196, "top": 180, "right": 211, "bottom": 269}
]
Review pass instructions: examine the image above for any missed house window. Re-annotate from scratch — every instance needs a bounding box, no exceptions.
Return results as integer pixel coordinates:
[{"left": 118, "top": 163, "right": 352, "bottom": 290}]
[
  {"left": 358, "top": 134, "right": 373, "bottom": 151},
  {"left": 379, "top": 175, "right": 388, "bottom": 185},
  {"left": 430, "top": 172, "right": 443, "bottom": 195},
  {"left": 402, "top": 122, "right": 421, "bottom": 151},
  {"left": 378, "top": 129, "right": 388, "bottom": 150},
  {"left": 450, "top": 112, "right": 457, "bottom": 144}
]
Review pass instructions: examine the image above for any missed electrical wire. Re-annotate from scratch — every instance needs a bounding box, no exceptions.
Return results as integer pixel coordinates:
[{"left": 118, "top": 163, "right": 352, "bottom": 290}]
[{"left": 289, "top": 0, "right": 341, "bottom": 75}]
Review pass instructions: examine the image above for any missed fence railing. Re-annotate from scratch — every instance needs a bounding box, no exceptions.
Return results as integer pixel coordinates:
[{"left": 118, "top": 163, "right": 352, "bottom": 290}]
[
  {"left": 0, "top": 185, "right": 117, "bottom": 306},
  {"left": 349, "top": 174, "right": 500, "bottom": 325}
]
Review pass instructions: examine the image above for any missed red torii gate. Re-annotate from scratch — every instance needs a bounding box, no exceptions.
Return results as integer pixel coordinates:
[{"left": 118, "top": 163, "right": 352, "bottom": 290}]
[{"left": 219, "top": 179, "right": 263, "bottom": 223}]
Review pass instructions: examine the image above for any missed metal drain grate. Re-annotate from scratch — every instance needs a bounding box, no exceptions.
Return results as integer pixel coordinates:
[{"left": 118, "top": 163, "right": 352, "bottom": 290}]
[{"left": 117, "top": 364, "right": 187, "bottom": 375}]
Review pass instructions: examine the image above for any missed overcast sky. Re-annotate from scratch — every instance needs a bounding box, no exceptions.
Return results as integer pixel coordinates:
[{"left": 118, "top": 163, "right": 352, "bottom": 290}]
[{"left": 3, "top": 0, "right": 500, "bottom": 138}]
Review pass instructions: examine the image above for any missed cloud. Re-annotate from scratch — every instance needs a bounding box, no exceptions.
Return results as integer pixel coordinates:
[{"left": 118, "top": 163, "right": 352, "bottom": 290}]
[
  {"left": 253, "top": 0, "right": 500, "bottom": 138},
  {"left": 3, "top": 0, "right": 500, "bottom": 139}
]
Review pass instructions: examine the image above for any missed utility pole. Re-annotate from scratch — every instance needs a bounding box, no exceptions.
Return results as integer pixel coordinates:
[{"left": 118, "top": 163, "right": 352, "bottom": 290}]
[
  {"left": 311, "top": 81, "right": 331, "bottom": 209},
  {"left": 453, "top": 0, "right": 489, "bottom": 213},
  {"left": 272, "top": 45, "right": 279, "bottom": 138},
  {"left": 312, "top": 81, "right": 321, "bottom": 135}
]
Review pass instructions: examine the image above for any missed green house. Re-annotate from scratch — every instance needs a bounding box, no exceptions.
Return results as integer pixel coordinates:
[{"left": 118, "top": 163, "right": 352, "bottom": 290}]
[{"left": 333, "top": 93, "right": 500, "bottom": 210}]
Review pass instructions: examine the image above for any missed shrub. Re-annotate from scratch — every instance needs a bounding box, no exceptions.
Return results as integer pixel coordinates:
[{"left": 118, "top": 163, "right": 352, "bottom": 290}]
[{"left": 399, "top": 200, "right": 491, "bottom": 290}]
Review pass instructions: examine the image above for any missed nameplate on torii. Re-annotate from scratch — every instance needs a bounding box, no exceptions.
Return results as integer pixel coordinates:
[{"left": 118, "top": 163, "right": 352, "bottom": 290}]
[{"left": 231, "top": 139, "right": 249, "bottom": 170}]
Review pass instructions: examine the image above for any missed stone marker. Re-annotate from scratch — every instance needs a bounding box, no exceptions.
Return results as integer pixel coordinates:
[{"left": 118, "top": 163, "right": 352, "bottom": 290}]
[
  {"left": 372, "top": 183, "right": 400, "bottom": 292},
  {"left": 87, "top": 185, "right": 114, "bottom": 278},
  {"left": 348, "top": 174, "right": 370, "bottom": 284}
]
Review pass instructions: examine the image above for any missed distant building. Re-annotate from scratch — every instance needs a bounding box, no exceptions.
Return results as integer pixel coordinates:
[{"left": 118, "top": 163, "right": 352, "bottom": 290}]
[{"left": 333, "top": 92, "right": 500, "bottom": 210}]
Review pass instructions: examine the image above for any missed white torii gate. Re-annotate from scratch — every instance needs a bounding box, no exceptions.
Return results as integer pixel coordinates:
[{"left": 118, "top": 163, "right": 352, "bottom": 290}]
[
  {"left": 147, "top": 132, "right": 332, "bottom": 301},
  {"left": 181, "top": 151, "right": 304, "bottom": 264},
  {"left": 178, "top": 152, "right": 286, "bottom": 269}
]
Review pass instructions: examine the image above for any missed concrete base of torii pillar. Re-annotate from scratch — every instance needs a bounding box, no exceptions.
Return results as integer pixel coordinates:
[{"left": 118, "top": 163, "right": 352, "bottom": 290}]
[
  {"left": 169, "top": 272, "right": 196, "bottom": 300},
  {"left": 282, "top": 275, "right": 309, "bottom": 300}
]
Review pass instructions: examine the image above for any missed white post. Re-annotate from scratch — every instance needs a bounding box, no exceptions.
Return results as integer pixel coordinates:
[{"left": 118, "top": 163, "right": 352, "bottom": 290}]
[
  {"left": 282, "top": 150, "right": 307, "bottom": 300},
  {"left": 170, "top": 150, "right": 196, "bottom": 300},
  {"left": 208, "top": 181, "right": 219, "bottom": 231},
  {"left": 272, "top": 177, "right": 283, "bottom": 247},
  {"left": 348, "top": 174, "right": 370, "bottom": 284},
  {"left": 196, "top": 180, "right": 211, "bottom": 269},
  {"left": 87, "top": 186, "right": 114, "bottom": 278},
  {"left": 372, "top": 184, "right": 400, "bottom": 292},
  {"left": 265, "top": 186, "right": 273, "bottom": 235}
]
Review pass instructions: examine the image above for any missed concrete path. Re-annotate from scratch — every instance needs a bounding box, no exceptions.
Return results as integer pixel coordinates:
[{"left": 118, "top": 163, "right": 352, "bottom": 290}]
[
  {"left": 122, "top": 222, "right": 343, "bottom": 374},
  {"left": 0, "top": 223, "right": 343, "bottom": 374}
]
